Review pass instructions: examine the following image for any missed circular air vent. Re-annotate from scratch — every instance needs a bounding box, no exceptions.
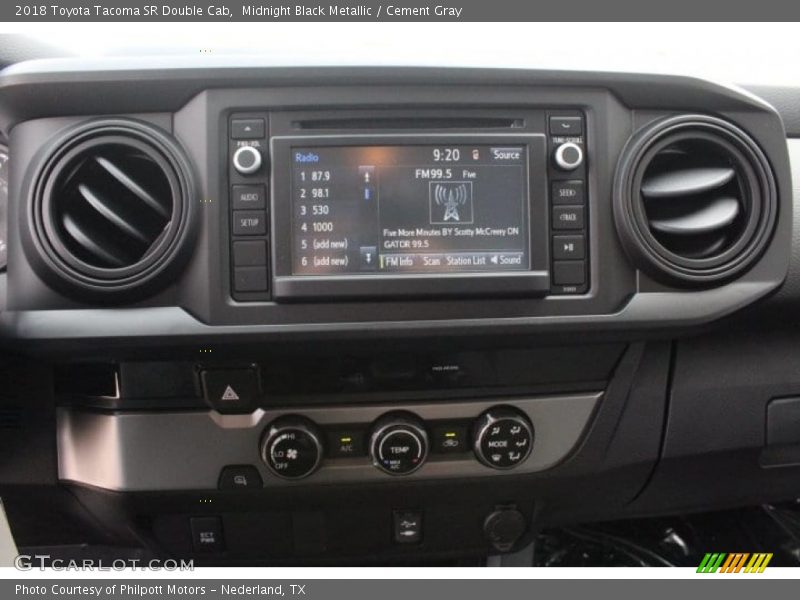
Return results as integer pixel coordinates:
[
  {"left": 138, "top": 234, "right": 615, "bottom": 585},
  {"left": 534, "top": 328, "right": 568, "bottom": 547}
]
[
  {"left": 25, "top": 119, "right": 196, "bottom": 297},
  {"left": 614, "top": 115, "right": 777, "bottom": 285}
]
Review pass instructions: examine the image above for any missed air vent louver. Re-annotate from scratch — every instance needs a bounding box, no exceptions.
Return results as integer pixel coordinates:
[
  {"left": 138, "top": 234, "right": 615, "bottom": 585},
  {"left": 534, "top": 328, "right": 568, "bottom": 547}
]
[
  {"left": 614, "top": 116, "right": 777, "bottom": 285},
  {"left": 55, "top": 146, "right": 173, "bottom": 269},
  {"left": 27, "top": 120, "right": 195, "bottom": 298}
]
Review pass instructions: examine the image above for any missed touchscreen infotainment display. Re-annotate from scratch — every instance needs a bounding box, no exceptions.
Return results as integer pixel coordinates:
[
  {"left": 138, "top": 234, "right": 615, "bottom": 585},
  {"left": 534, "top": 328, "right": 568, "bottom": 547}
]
[{"left": 290, "top": 144, "right": 530, "bottom": 276}]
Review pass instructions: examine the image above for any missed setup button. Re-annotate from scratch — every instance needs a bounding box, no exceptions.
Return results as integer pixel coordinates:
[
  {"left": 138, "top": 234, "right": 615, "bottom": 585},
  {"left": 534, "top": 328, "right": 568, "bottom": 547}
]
[{"left": 233, "top": 210, "right": 267, "bottom": 236}]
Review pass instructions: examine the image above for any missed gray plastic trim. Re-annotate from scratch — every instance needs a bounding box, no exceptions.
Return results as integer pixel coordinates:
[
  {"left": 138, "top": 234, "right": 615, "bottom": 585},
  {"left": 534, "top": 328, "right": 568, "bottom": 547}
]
[
  {"left": 0, "top": 280, "right": 776, "bottom": 347},
  {"left": 0, "top": 60, "right": 775, "bottom": 134},
  {"left": 0, "top": 67, "right": 791, "bottom": 348},
  {"left": 56, "top": 392, "right": 601, "bottom": 491}
]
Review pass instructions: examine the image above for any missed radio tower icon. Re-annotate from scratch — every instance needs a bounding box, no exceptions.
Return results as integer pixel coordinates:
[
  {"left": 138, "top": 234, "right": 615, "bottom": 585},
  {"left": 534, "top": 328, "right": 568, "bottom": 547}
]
[{"left": 431, "top": 182, "right": 473, "bottom": 223}]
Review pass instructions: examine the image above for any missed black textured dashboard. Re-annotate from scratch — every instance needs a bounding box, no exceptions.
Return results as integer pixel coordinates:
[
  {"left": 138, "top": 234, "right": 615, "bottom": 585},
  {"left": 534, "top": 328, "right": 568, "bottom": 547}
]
[
  {"left": 2, "top": 58, "right": 800, "bottom": 565},
  {"left": 0, "top": 61, "right": 793, "bottom": 355}
]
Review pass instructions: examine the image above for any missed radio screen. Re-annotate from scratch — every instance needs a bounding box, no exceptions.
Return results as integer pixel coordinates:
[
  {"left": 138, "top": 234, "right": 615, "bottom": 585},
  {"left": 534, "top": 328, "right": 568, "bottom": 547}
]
[{"left": 290, "top": 144, "right": 530, "bottom": 276}]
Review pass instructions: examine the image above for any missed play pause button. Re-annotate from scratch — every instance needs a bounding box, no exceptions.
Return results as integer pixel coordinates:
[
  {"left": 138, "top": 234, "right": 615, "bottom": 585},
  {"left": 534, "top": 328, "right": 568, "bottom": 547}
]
[{"left": 552, "top": 235, "right": 585, "bottom": 260}]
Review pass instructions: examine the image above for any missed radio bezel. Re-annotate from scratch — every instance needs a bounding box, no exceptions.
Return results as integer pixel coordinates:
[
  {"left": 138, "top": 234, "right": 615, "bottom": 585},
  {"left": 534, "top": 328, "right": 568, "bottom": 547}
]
[{"left": 270, "top": 133, "right": 550, "bottom": 300}]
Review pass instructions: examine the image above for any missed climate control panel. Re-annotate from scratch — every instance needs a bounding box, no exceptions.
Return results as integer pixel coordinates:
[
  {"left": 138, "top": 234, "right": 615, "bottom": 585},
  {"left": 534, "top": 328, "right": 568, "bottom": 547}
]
[
  {"left": 57, "top": 393, "right": 601, "bottom": 491},
  {"left": 258, "top": 407, "right": 536, "bottom": 480}
]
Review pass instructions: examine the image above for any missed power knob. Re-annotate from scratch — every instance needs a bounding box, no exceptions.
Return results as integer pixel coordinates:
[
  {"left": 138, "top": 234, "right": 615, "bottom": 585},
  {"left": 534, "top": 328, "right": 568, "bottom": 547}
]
[
  {"left": 260, "top": 417, "right": 323, "bottom": 480},
  {"left": 369, "top": 414, "right": 429, "bottom": 476},
  {"left": 473, "top": 407, "right": 534, "bottom": 470},
  {"left": 553, "top": 142, "right": 584, "bottom": 171},
  {"left": 232, "top": 145, "right": 263, "bottom": 175}
]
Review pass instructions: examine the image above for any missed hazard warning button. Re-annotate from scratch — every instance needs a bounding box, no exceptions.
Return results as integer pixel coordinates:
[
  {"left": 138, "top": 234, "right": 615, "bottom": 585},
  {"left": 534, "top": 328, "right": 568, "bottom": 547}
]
[{"left": 200, "top": 368, "right": 260, "bottom": 414}]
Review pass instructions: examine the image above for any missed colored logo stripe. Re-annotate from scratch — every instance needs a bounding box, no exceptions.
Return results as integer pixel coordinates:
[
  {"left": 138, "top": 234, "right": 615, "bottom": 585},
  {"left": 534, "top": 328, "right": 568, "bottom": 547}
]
[
  {"left": 697, "top": 553, "right": 773, "bottom": 573},
  {"left": 697, "top": 553, "right": 726, "bottom": 573},
  {"left": 744, "top": 553, "right": 773, "bottom": 573},
  {"left": 720, "top": 553, "right": 749, "bottom": 573}
]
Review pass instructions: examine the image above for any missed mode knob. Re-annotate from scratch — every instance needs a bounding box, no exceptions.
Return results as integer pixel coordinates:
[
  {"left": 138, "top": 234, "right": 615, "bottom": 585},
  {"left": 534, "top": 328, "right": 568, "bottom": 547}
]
[
  {"left": 369, "top": 414, "right": 429, "bottom": 476},
  {"left": 260, "top": 417, "right": 323, "bottom": 480},
  {"left": 553, "top": 142, "right": 584, "bottom": 171},
  {"left": 232, "top": 145, "right": 263, "bottom": 175},
  {"left": 473, "top": 407, "right": 534, "bottom": 470}
]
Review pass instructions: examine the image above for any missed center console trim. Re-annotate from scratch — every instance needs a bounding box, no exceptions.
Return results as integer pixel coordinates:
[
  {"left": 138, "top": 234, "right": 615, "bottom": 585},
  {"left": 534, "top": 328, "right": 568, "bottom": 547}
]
[
  {"left": 57, "top": 392, "right": 602, "bottom": 491},
  {"left": 1, "top": 72, "right": 792, "bottom": 352}
]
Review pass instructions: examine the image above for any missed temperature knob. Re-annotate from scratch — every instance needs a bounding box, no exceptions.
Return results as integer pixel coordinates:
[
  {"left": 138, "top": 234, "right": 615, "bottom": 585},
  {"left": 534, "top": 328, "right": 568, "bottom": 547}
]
[
  {"left": 553, "top": 142, "right": 584, "bottom": 171},
  {"left": 473, "top": 408, "right": 534, "bottom": 470},
  {"left": 260, "top": 417, "right": 323, "bottom": 480},
  {"left": 369, "top": 414, "right": 429, "bottom": 476},
  {"left": 232, "top": 145, "right": 262, "bottom": 175}
]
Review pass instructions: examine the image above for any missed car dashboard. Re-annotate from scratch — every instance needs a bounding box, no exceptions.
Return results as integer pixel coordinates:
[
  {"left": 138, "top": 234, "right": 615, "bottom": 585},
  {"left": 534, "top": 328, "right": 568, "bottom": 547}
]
[{"left": 0, "top": 58, "right": 799, "bottom": 565}]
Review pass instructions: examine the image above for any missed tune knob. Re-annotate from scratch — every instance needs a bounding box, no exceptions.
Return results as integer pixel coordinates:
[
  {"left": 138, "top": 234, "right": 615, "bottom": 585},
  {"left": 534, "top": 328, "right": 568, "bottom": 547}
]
[
  {"left": 473, "top": 408, "right": 534, "bottom": 470},
  {"left": 369, "top": 414, "right": 429, "bottom": 475},
  {"left": 553, "top": 142, "right": 584, "bottom": 171},
  {"left": 260, "top": 417, "right": 323, "bottom": 480},
  {"left": 232, "top": 145, "right": 263, "bottom": 175}
]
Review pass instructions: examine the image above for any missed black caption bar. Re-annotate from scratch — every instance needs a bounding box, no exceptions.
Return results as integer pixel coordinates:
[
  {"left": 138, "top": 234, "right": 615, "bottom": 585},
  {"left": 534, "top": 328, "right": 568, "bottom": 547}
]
[
  {"left": 5, "top": 579, "right": 798, "bottom": 600},
  {"left": 5, "top": 0, "right": 800, "bottom": 21}
]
